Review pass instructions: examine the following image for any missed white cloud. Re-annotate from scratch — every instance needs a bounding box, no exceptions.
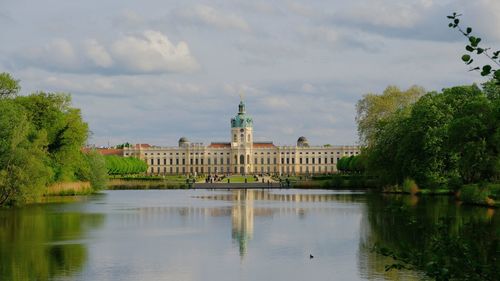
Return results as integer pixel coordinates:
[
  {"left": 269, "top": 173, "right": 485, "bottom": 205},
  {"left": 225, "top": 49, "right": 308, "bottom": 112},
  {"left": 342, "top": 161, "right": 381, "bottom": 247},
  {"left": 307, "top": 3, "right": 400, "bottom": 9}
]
[
  {"left": 112, "top": 10, "right": 144, "bottom": 28},
  {"left": 177, "top": 5, "right": 250, "bottom": 32},
  {"left": 457, "top": 0, "right": 500, "bottom": 41},
  {"left": 287, "top": 2, "right": 317, "bottom": 17},
  {"left": 300, "top": 26, "right": 340, "bottom": 44},
  {"left": 258, "top": 96, "right": 292, "bottom": 110},
  {"left": 343, "top": 1, "right": 431, "bottom": 28},
  {"left": 14, "top": 31, "right": 199, "bottom": 75},
  {"left": 222, "top": 83, "right": 264, "bottom": 98},
  {"left": 111, "top": 30, "right": 199, "bottom": 74},
  {"left": 301, "top": 83, "right": 315, "bottom": 93},
  {"left": 84, "top": 39, "right": 113, "bottom": 68},
  {"left": 23, "top": 38, "right": 79, "bottom": 70}
]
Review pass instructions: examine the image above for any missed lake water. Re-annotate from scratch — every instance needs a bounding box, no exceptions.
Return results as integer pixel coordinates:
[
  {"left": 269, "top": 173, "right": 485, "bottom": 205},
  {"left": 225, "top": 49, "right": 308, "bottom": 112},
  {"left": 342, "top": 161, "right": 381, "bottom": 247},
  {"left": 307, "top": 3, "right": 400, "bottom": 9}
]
[{"left": 0, "top": 189, "right": 497, "bottom": 281}]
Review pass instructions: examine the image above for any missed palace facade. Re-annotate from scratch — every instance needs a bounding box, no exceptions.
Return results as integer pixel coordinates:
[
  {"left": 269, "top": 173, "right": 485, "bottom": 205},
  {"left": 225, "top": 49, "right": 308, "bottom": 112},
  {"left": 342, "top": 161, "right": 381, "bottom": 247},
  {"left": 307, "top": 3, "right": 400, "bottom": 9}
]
[{"left": 123, "top": 100, "right": 360, "bottom": 175}]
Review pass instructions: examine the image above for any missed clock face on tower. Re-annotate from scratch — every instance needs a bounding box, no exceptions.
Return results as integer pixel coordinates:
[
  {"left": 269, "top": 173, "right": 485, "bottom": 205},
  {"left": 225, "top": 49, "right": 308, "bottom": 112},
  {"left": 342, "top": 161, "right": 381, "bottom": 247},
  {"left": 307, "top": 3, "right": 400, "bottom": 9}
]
[{"left": 240, "top": 129, "right": 244, "bottom": 133}]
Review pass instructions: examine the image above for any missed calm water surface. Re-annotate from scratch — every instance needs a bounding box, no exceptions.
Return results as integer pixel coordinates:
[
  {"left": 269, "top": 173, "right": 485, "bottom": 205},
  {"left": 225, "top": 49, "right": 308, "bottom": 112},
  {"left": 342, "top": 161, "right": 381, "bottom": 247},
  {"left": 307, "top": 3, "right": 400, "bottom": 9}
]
[{"left": 0, "top": 189, "right": 497, "bottom": 281}]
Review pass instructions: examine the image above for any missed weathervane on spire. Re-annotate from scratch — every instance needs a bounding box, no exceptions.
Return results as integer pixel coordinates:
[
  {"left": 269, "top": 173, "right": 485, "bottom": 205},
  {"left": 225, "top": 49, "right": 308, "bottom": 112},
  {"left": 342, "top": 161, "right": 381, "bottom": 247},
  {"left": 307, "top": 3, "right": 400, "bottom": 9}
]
[
  {"left": 239, "top": 90, "right": 244, "bottom": 101},
  {"left": 238, "top": 90, "right": 246, "bottom": 114}
]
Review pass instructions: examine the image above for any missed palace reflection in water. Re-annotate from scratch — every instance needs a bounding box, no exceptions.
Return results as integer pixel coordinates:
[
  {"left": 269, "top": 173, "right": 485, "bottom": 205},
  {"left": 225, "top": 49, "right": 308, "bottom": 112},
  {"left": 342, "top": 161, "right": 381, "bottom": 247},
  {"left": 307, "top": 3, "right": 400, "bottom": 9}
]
[{"left": 195, "top": 190, "right": 366, "bottom": 258}]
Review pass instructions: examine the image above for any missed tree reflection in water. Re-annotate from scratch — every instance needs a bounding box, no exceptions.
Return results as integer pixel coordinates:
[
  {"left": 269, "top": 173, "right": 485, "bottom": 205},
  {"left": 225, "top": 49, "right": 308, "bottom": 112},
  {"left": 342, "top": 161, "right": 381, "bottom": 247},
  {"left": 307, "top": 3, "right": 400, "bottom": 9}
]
[
  {"left": 0, "top": 200, "right": 104, "bottom": 281},
  {"left": 360, "top": 193, "right": 499, "bottom": 281}
]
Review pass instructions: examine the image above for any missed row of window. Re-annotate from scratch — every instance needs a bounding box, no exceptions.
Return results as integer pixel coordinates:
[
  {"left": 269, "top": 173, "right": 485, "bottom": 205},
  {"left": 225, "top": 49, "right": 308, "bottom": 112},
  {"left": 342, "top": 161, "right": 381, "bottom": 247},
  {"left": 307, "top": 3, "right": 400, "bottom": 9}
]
[
  {"left": 148, "top": 165, "right": 336, "bottom": 175},
  {"left": 146, "top": 157, "right": 343, "bottom": 166},
  {"left": 147, "top": 158, "right": 236, "bottom": 166},
  {"left": 129, "top": 151, "right": 359, "bottom": 156},
  {"left": 150, "top": 166, "right": 233, "bottom": 174}
]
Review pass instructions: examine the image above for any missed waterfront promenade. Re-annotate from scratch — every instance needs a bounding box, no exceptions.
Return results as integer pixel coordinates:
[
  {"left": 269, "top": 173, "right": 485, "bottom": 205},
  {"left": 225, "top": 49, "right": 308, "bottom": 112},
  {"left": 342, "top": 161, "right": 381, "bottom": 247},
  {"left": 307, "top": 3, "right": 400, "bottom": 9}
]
[{"left": 192, "top": 182, "right": 286, "bottom": 189}]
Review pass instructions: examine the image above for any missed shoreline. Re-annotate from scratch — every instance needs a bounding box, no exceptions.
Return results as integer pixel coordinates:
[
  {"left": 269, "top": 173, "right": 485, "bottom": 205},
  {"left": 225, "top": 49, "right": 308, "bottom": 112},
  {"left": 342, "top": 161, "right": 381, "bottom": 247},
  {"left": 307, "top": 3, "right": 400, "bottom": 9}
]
[{"left": 28, "top": 177, "right": 499, "bottom": 209}]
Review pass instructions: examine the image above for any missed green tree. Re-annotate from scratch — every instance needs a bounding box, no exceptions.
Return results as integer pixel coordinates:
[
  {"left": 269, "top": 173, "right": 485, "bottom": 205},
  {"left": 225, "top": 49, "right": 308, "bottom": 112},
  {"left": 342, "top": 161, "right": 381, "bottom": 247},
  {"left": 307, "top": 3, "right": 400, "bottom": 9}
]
[
  {"left": 87, "top": 151, "right": 108, "bottom": 190},
  {"left": 448, "top": 86, "right": 500, "bottom": 183},
  {"left": 356, "top": 85, "right": 425, "bottom": 146},
  {"left": 16, "top": 93, "right": 89, "bottom": 182},
  {"left": 104, "top": 155, "right": 147, "bottom": 175},
  {"left": 115, "top": 142, "right": 131, "bottom": 149},
  {"left": 482, "top": 79, "right": 500, "bottom": 101},
  {"left": 78, "top": 150, "right": 108, "bottom": 190},
  {"left": 364, "top": 83, "right": 500, "bottom": 188},
  {"left": 0, "top": 72, "right": 20, "bottom": 98},
  {"left": 0, "top": 73, "right": 107, "bottom": 205},
  {"left": 0, "top": 100, "right": 52, "bottom": 205}
]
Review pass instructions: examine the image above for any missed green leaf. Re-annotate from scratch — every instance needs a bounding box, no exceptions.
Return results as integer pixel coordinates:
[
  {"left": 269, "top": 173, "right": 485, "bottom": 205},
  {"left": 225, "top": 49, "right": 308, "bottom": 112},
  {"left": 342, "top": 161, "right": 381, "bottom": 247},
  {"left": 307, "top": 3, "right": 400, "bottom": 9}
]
[
  {"left": 446, "top": 15, "right": 454, "bottom": 19},
  {"left": 475, "top": 37, "right": 481, "bottom": 45},
  {"left": 476, "top": 48, "right": 484, "bottom": 55},
  {"left": 461, "top": 54, "right": 471, "bottom": 62},
  {"left": 469, "top": 36, "right": 481, "bottom": 47},
  {"left": 465, "top": 45, "right": 474, "bottom": 52},
  {"left": 494, "top": 69, "right": 500, "bottom": 79},
  {"left": 466, "top": 59, "right": 474, "bottom": 65},
  {"left": 481, "top": 65, "right": 492, "bottom": 76},
  {"left": 494, "top": 70, "right": 500, "bottom": 85},
  {"left": 448, "top": 23, "right": 453, "bottom": 28},
  {"left": 454, "top": 18, "right": 459, "bottom": 24},
  {"left": 466, "top": 27, "right": 472, "bottom": 34}
]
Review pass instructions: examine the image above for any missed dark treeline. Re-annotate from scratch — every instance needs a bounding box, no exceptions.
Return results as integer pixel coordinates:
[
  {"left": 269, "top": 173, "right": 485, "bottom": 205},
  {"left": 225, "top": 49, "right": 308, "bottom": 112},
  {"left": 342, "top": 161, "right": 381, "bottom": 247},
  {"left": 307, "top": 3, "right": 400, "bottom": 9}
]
[
  {"left": 356, "top": 81, "right": 500, "bottom": 203},
  {"left": 0, "top": 73, "right": 107, "bottom": 206},
  {"left": 336, "top": 155, "right": 365, "bottom": 173},
  {"left": 105, "top": 155, "right": 148, "bottom": 175}
]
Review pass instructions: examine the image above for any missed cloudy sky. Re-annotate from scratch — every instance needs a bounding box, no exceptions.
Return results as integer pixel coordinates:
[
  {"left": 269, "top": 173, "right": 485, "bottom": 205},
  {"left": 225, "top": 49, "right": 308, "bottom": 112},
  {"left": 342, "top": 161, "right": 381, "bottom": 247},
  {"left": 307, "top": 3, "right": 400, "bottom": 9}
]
[{"left": 1, "top": 0, "right": 498, "bottom": 147}]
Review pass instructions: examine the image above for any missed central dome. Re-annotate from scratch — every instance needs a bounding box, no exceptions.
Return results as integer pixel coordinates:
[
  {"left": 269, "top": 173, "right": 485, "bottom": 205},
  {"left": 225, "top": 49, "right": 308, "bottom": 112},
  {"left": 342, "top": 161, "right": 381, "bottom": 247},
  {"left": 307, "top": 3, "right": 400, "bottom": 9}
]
[{"left": 231, "top": 100, "right": 253, "bottom": 128}]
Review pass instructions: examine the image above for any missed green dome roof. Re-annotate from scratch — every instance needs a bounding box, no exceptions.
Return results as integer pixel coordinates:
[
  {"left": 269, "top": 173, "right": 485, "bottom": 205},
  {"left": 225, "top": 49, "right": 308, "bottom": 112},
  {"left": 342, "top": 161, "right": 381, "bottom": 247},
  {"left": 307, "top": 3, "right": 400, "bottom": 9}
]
[{"left": 231, "top": 100, "right": 253, "bottom": 128}]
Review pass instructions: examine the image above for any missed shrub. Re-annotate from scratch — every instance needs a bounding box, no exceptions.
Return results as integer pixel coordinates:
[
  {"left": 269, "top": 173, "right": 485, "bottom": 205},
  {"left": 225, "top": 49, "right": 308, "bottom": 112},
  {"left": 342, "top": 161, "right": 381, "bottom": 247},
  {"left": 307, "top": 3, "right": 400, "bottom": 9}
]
[
  {"left": 459, "top": 184, "right": 495, "bottom": 206},
  {"left": 402, "top": 178, "right": 419, "bottom": 194}
]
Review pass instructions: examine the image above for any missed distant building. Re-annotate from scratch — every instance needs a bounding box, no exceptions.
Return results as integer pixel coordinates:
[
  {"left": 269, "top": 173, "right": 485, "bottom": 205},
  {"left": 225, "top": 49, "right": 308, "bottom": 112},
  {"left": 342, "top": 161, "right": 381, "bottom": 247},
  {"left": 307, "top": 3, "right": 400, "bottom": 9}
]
[
  {"left": 123, "top": 100, "right": 360, "bottom": 175},
  {"left": 82, "top": 147, "right": 123, "bottom": 156}
]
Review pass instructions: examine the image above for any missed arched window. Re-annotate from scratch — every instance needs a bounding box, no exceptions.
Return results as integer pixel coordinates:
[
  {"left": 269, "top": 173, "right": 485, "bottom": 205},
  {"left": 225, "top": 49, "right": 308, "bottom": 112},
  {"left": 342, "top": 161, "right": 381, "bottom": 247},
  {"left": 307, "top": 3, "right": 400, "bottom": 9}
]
[
  {"left": 247, "top": 134, "right": 251, "bottom": 142},
  {"left": 240, "top": 154, "right": 245, "bottom": 165}
]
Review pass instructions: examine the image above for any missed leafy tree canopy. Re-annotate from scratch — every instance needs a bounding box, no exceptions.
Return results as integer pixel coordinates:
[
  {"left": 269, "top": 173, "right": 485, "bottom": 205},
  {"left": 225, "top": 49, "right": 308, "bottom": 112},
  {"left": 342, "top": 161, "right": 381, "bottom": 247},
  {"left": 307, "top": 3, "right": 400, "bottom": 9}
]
[
  {"left": 0, "top": 72, "right": 20, "bottom": 98},
  {"left": 0, "top": 73, "right": 105, "bottom": 206},
  {"left": 356, "top": 85, "right": 425, "bottom": 147}
]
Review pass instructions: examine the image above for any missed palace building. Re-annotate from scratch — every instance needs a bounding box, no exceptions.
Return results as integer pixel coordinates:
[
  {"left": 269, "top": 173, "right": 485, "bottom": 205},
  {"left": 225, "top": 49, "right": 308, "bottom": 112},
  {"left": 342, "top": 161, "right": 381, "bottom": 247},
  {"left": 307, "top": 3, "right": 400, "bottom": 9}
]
[{"left": 123, "top": 100, "right": 360, "bottom": 175}]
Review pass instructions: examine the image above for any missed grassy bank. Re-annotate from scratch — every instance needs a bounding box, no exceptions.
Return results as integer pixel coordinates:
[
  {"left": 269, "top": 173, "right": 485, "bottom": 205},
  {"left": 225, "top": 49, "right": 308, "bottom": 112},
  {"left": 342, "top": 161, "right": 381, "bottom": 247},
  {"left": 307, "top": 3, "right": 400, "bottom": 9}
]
[
  {"left": 289, "top": 175, "right": 498, "bottom": 208},
  {"left": 44, "top": 182, "right": 95, "bottom": 196},
  {"left": 276, "top": 174, "right": 378, "bottom": 189},
  {"left": 381, "top": 179, "right": 498, "bottom": 208},
  {"left": 107, "top": 178, "right": 188, "bottom": 190},
  {"left": 382, "top": 179, "right": 453, "bottom": 196}
]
